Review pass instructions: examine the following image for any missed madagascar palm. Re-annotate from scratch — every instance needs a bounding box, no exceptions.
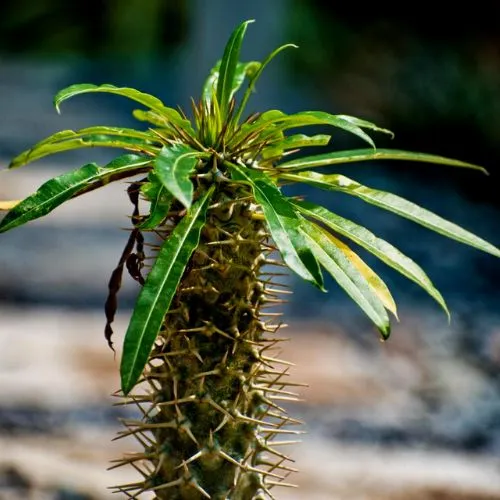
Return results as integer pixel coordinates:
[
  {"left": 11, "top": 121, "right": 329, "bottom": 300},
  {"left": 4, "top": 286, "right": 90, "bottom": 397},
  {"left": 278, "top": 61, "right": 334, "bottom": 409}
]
[{"left": 1, "top": 20, "right": 498, "bottom": 500}]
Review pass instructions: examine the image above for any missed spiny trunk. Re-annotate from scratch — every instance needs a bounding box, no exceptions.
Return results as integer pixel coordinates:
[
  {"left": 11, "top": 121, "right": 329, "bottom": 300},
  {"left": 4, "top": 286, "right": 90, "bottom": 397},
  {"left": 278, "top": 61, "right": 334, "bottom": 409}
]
[{"left": 112, "top": 188, "right": 301, "bottom": 499}]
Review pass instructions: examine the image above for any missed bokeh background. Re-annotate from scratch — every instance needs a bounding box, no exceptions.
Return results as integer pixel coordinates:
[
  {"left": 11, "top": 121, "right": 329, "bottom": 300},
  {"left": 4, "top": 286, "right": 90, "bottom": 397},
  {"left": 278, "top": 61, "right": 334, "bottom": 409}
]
[{"left": 1, "top": 1, "right": 499, "bottom": 499}]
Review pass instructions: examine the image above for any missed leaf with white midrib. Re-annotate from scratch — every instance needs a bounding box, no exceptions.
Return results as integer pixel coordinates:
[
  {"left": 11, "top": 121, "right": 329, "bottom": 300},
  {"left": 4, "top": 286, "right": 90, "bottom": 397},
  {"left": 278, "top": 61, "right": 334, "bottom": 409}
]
[
  {"left": 138, "top": 174, "right": 173, "bottom": 230},
  {"left": 0, "top": 155, "right": 151, "bottom": 233},
  {"left": 284, "top": 171, "right": 500, "bottom": 259},
  {"left": 227, "top": 162, "right": 324, "bottom": 290},
  {"left": 154, "top": 145, "right": 204, "bottom": 209},
  {"left": 292, "top": 199, "right": 447, "bottom": 316},
  {"left": 120, "top": 187, "right": 214, "bottom": 394},
  {"left": 302, "top": 220, "right": 391, "bottom": 338},
  {"left": 277, "top": 148, "right": 487, "bottom": 173},
  {"left": 54, "top": 83, "right": 194, "bottom": 135},
  {"left": 216, "top": 20, "right": 254, "bottom": 118},
  {"left": 9, "top": 134, "right": 158, "bottom": 169},
  {"left": 320, "top": 227, "right": 398, "bottom": 318}
]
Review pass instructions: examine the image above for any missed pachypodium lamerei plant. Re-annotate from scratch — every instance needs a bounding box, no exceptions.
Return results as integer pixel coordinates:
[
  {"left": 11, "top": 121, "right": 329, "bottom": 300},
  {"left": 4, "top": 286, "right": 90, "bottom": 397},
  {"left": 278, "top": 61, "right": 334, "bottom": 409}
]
[{"left": 1, "top": 20, "right": 499, "bottom": 499}]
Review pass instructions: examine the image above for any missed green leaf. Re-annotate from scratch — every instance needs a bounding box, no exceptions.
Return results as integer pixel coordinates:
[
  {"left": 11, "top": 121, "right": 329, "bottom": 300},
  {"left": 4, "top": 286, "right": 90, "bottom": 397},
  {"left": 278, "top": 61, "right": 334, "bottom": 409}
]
[
  {"left": 54, "top": 83, "right": 194, "bottom": 135},
  {"left": 234, "top": 43, "right": 297, "bottom": 124},
  {"left": 133, "top": 109, "right": 172, "bottom": 128},
  {"left": 203, "top": 60, "right": 261, "bottom": 104},
  {"left": 301, "top": 220, "right": 391, "bottom": 338},
  {"left": 277, "top": 148, "right": 488, "bottom": 174},
  {"left": 36, "top": 126, "right": 158, "bottom": 148},
  {"left": 284, "top": 171, "right": 500, "bottom": 259},
  {"left": 261, "top": 133, "right": 331, "bottom": 160},
  {"left": 227, "top": 161, "right": 324, "bottom": 289},
  {"left": 322, "top": 229, "right": 398, "bottom": 318},
  {"left": 120, "top": 187, "right": 214, "bottom": 394},
  {"left": 293, "top": 199, "right": 446, "bottom": 316},
  {"left": 216, "top": 20, "right": 254, "bottom": 118},
  {"left": 334, "top": 115, "right": 394, "bottom": 139},
  {"left": 231, "top": 111, "right": 388, "bottom": 149},
  {"left": 10, "top": 131, "right": 159, "bottom": 169},
  {"left": 276, "top": 133, "right": 331, "bottom": 150},
  {"left": 138, "top": 172, "right": 174, "bottom": 229},
  {"left": 0, "top": 154, "right": 151, "bottom": 233},
  {"left": 154, "top": 145, "right": 205, "bottom": 209}
]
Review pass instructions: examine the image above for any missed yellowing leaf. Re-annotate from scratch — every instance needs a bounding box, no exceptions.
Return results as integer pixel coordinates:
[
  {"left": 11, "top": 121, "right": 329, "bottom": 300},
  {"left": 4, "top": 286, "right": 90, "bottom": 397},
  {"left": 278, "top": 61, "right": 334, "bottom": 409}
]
[
  {"left": 0, "top": 200, "right": 20, "bottom": 210},
  {"left": 320, "top": 227, "right": 398, "bottom": 319}
]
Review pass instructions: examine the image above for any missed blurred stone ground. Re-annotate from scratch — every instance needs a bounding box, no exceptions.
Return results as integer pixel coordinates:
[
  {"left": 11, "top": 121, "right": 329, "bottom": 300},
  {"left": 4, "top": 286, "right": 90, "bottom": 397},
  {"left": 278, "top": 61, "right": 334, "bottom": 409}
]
[{"left": 1, "top": 308, "right": 499, "bottom": 499}]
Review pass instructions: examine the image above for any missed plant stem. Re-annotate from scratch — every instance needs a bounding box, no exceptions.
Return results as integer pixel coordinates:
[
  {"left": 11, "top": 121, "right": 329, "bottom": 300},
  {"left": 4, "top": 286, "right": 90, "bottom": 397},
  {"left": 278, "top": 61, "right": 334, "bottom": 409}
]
[{"left": 113, "top": 189, "right": 298, "bottom": 499}]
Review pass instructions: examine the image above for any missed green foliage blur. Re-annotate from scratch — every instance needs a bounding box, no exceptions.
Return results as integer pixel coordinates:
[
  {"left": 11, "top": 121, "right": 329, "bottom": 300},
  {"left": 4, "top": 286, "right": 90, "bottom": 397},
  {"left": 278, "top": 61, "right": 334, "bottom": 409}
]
[
  {"left": 0, "top": 0, "right": 187, "bottom": 56},
  {"left": 288, "top": 1, "right": 500, "bottom": 205}
]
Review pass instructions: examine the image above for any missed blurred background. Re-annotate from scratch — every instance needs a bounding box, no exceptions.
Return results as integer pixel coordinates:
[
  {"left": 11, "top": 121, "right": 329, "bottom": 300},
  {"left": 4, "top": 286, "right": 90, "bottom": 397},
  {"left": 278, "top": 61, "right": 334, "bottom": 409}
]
[{"left": 0, "top": 1, "right": 499, "bottom": 498}]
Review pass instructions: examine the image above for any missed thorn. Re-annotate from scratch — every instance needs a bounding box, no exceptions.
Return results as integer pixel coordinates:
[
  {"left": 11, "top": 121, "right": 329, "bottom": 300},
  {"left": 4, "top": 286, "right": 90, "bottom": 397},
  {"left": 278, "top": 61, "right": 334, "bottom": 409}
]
[
  {"left": 262, "top": 323, "right": 288, "bottom": 333},
  {"left": 265, "top": 412, "right": 304, "bottom": 426},
  {"left": 260, "top": 428, "right": 306, "bottom": 435},
  {"left": 112, "top": 394, "right": 152, "bottom": 405},
  {"left": 108, "top": 452, "right": 150, "bottom": 470},
  {"left": 260, "top": 355, "right": 295, "bottom": 367},
  {"left": 266, "top": 440, "right": 301, "bottom": 447},
  {"left": 259, "top": 486, "right": 278, "bottom": 500},
  {"left": 258, "top": 442, "right": 294, "bottom": 463},
  {"left": 189, "top": 479, "right": 212, "bottom": 499},
  {"left": 262, "top": 259, "right": 287, "bottom": 267},
  {"left": 148, "top": 477, "right": 183, "bottom": 492},
  {"left": 109, "top": 480, "right": 145, "bottom": 492},
  {"left": 266, "top": 480, "right": 298, "bottom": 488},
  {"left": 109, "top": 486, "right": 137, "bottom": 498},
  {"left": 268, "top": 395, "right": 302, "bottom": 403},
  {"left": 214, "top": 414, "right": 231, "bottom": 434},
  {"left": 217, "top": 451, "right": 284, "bottom": 480},
  {"left": 261, "top": 297, "right": 287, "bottom": 304},
  {"left": 179, "top": 419, "right": 199, "bottom": 446},
  {"left": 156, "top": 395, "right": 197, "bottom": 407},
  {"left": 246, "top": 467, "right": 284, "bottom": 480},
  {"left": 115, "top": 420, "right": 176, "bottom": 433},
  {"left": 204, "top": 396, "right": 234, "bottom": 420},
  {"left": 258, "top": 458, "right": 299, "bottom": 474},
  {"left": 192, "top": 368, "right": 221, "bottom": 380},
  {"left": 175, "top": 450, "right": 203, "bottom": 469},
  {"left": 257, "top": 369, "right": 290, "bottom": 377},
  {"left": 177, "top": 326, "right": 207, "bottom": 333},
  {"left": 254, "top": 385, "right": 299, "bottom": 397},
  {"left": 258, "top": 337, "right": 290, "bottom": 344},
  {"left": 233, "top": 413, "right": 279, "bottom": 428},
  {"left": 258, "top": 396, "right": 287, "bottom": 414},
  {"left": 257, "top": 380, "right": 308, "bottom": 389},
  {"left": 266, "top": 287, "right": 293, "bottom": 294},
  {"left": 217, "top": 449, "right": 242, "bottom": 468}
]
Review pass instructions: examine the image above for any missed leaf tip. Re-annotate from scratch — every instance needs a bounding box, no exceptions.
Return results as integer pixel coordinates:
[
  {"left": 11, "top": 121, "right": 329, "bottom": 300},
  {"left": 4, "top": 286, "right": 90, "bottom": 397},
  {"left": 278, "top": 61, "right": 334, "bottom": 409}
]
[
  {"left": 120, "top": 364, "right": 137, "bottom": 397},
  {"left": 120, "top": 381, "right": 132, "bottom": 397},
  {"left": 181, "top": 198, "right": 192, "bottom": 210},
  {"left": 446, "top": 310, "right": 452, "bottom": 325},
  {"left": 379, "top": 324, "right": 391, "bottom": 341}
]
